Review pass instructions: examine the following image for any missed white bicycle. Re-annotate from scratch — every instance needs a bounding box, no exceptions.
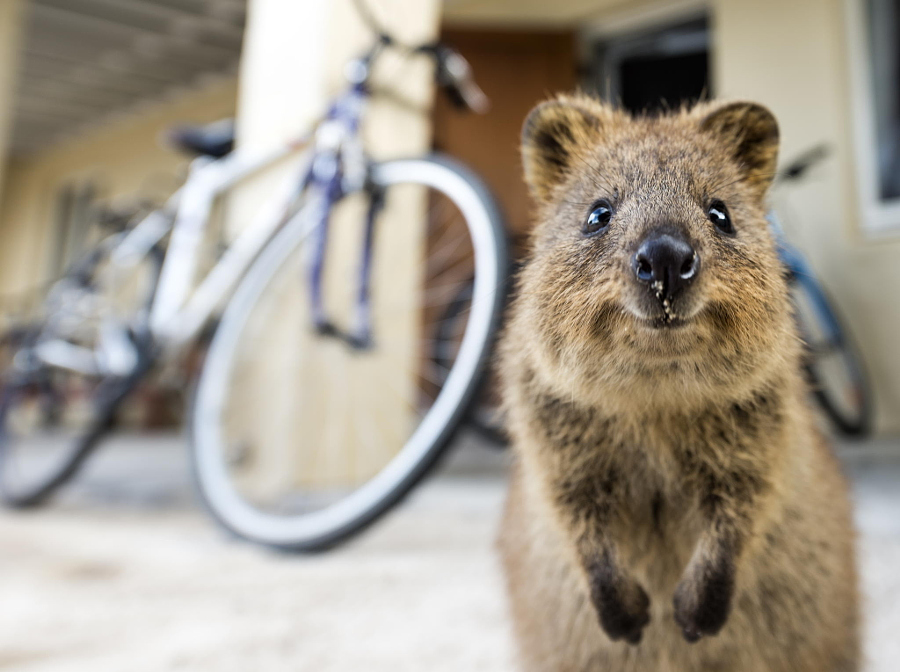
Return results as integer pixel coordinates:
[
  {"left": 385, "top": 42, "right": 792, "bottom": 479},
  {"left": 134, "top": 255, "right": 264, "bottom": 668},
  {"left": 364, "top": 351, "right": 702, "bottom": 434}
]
[{"left": 0, "top": 9, "right": 508, "bottom": 551}]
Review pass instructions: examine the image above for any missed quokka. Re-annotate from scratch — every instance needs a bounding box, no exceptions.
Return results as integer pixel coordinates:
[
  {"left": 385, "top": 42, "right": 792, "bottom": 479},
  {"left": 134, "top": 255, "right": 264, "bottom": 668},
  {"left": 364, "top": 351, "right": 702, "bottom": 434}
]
[{"left": 497, "top": 95, "right": 860, "bottom": 672}]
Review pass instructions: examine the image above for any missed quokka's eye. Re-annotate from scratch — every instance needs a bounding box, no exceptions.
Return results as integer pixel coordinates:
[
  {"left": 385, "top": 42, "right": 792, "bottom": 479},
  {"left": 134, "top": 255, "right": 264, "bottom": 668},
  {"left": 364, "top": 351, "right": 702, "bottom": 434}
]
[
  {"left": 583, "top": 200, "right": 613, "bottom": 236},
  {"left": 708, "top": 200, "right": 734, "bottom": 235}
]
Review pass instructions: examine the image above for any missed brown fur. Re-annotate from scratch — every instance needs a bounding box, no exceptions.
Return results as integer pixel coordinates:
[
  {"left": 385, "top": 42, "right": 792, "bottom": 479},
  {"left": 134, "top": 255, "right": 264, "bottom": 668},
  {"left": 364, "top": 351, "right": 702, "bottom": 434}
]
[{"left": 497, "top": 95, "right": 860, "bottom": 672}]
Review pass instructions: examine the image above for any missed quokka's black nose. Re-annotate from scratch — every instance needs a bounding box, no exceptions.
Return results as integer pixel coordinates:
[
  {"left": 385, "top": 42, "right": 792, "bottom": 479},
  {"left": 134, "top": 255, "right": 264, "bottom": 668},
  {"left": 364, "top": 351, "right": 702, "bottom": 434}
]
[{"left": 633, "top": 232, "right": 700, "bottom": 300}]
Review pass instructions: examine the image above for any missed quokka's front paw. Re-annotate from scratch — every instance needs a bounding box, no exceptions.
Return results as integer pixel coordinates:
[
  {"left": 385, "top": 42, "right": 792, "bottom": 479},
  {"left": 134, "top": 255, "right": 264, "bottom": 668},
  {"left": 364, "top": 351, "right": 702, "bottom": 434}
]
[
  {"left": 672, "top": 559, "right": 735, "bottom": 643},
  {"left": 588, "top": 566, "right": 651, "bottom": 645}
]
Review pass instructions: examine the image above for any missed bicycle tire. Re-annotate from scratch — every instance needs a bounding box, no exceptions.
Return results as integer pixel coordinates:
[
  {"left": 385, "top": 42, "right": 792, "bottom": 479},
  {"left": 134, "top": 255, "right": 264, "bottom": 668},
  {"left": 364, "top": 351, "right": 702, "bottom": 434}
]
[
  {"left": 191, "top": 154, "right": 507, "bottom": 551},
  {"left": 790, "top": 273, "right": 872, "bottom": 436},
  {"left": 0, "top": 356, "right": 153, "bottom": 507},
  {"left": 0, "top": 243, "right": 163, "bottom": 507}
]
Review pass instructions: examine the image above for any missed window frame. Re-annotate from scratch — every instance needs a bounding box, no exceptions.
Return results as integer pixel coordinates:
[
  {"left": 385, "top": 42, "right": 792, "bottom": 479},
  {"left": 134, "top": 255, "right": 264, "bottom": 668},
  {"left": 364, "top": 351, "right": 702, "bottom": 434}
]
[{"left": 845, "top": 0, "right": 900, "bottom": 235}]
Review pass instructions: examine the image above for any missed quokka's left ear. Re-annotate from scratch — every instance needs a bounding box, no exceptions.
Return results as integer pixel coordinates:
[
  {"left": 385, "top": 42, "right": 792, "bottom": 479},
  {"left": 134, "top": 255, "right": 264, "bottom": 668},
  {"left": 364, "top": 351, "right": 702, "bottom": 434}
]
[{"left": 699, "top": 101, "right": 780, "bottom": 196}]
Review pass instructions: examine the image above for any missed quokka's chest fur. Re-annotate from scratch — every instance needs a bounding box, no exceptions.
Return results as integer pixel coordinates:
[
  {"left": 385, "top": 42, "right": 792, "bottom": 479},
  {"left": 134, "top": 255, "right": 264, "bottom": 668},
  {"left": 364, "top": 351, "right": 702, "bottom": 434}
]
[{"left": 513, "top": 367, "right": 787, "bottom": 578}]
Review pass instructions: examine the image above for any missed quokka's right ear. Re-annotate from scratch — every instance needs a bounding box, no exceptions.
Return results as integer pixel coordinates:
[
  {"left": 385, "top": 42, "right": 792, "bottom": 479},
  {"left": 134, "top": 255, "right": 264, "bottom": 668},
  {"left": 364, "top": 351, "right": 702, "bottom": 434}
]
[
  {"left": 521, "top": 96, "right": 606, "bottom": 203},
  {"left": 698, "top": 101, "right": 780, "bottom": 197}
]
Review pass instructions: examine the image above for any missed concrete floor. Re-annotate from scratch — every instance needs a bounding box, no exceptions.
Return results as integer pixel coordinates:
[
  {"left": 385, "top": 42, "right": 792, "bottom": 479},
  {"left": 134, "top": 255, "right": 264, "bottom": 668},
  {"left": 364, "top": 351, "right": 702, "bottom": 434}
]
[{"left": 0, "top": 431, "right": 898, "bottom": 671}]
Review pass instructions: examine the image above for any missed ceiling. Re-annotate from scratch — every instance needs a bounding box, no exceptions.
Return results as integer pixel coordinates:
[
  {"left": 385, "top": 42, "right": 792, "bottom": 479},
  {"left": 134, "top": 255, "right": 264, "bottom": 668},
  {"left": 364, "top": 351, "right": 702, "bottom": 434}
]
[
  {"left": 11, "top": 0, "right": 246, "bottom": 156},
  {"left": 443, "top": 0, "right": 634, "bottom": 27},
  {"left": 8, "top": 0, "right": 651, "bottom": 157}
]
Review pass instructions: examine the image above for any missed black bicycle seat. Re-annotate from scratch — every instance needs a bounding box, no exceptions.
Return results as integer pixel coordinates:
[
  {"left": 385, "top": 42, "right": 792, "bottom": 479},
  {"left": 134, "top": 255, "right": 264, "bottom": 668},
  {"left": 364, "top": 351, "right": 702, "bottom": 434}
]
[{"left": 167, "top": 119, "right": 235, "bottom": 158}]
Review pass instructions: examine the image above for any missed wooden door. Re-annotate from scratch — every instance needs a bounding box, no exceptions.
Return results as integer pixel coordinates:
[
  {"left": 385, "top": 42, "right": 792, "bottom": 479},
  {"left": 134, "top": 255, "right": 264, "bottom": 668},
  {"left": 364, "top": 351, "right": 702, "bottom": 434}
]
[
  {"left": 432, "top": 29, "right": 578, "bottom": 249},
  {"left": 429, "top": 29, "right": 578, "bottom": 432}
]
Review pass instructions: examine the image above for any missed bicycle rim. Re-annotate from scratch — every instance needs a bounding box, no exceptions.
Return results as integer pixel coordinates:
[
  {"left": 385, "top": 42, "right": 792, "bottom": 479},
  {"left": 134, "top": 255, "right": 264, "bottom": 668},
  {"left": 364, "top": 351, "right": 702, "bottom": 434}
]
[
  {"left": 790, "top": 276, "right": 872, "bottom": 436},
  {"left": 0, "top": 363, "right": 116, "bottom": 506},
  {"left": 192, "top": 155, "right": 507, "bottom": 549}
]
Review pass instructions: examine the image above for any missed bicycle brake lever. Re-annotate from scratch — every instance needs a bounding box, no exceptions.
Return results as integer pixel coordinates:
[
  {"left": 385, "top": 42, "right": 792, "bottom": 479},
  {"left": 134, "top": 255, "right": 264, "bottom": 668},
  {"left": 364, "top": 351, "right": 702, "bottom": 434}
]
[
  {"left": 441, "top": 50, "right": 490, "bottom": 114},
  {"left": 417, "top": 44, "right": 490, "bottom": 114}
]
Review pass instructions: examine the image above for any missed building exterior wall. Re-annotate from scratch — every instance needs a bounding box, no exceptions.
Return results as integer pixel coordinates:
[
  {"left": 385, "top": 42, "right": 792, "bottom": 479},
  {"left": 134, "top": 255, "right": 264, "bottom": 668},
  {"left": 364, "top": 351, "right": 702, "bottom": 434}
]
[
  {"left": 0, "top": 0, "right": 24, "bottom": 207},
  {"left": 0, "top": 78, "right": 238, "bottom": 296},
  {"left": 0, "top": 0, "right": 898, "bottom": 433},
  {"left": 713, "top": 0, "right": 900, "bottom": 432}
]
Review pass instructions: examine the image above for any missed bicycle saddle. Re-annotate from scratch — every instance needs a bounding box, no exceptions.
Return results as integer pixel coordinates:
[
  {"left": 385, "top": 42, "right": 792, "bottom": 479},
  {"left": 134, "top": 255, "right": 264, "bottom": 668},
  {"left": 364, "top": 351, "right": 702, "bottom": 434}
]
[{"left": 167, "top": 118, "right": 235, "bottom": 158}]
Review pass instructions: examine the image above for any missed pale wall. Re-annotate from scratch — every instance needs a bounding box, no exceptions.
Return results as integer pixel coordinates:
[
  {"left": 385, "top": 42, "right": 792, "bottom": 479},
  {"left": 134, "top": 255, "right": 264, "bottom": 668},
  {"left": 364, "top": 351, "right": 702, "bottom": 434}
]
[
  {"left": 0, "top": 0, "right": 23, "bottom": 205},
  {"left": 223, "top": 0, "right": 442, "bottom": 493},
  {"left": 0, "top": 78, "right": 238, "bottom": 295},
  {"left": 712, "top": 0, "right": 900, "bottom": 432}
]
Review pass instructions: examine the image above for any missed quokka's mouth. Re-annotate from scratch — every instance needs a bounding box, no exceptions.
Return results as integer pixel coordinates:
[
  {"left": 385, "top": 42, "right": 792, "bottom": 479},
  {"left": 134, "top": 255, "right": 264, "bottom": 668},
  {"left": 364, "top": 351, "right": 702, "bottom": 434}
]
[
  {"left": 640, "top": 315, "right": 691, "bottom": 330},
  {"left": 624, "top": 295, "right": 702, "bottom": 330},
  {"left": 623, "top": 302, "right": 694, "bottom": 329}
]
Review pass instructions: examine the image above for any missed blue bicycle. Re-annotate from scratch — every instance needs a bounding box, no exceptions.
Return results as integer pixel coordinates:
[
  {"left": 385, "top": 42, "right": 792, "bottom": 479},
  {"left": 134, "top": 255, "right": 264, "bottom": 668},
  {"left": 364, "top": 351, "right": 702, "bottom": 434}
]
[{"left": 770, "top": 146, "right": 872, "bottom": 436}]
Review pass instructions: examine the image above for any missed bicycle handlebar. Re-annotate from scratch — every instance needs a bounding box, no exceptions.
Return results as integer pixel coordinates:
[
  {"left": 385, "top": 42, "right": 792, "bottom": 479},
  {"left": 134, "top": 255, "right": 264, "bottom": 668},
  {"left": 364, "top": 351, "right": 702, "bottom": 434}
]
[
  {"left": 776, "top": 144, "right": 830, "bottom": 184},
  {"left": 415, "top": 43, "right": 490, "bottom": 114},
  {"left": 351, "top": 0, "right": 490, "bottom": 114}
]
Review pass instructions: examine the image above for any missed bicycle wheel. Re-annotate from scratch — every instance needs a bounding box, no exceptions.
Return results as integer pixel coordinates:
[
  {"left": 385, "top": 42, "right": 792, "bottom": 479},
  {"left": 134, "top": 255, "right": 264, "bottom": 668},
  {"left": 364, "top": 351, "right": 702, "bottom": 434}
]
[
  {"left": 789, "top": 272, "right": 872, "bottom": 436},
  {"left": 192, "top": 154, "right": 507, "bottom": 550},
  {"left": 0, "top": 360, "right": 150, "bottom": 507},
  {"left": 0, "top": 240, "right": 161, "bottom": 507}
]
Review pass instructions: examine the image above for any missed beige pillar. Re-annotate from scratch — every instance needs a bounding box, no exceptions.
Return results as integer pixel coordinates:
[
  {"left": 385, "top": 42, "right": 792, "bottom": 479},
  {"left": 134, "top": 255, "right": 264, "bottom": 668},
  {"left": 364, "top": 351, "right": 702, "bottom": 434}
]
[
  {"left": 225, "top": 0, "right": 441, "bottom": 498},
  {"left": 0, "top": 0, "right": 24, "bottom": 210}
]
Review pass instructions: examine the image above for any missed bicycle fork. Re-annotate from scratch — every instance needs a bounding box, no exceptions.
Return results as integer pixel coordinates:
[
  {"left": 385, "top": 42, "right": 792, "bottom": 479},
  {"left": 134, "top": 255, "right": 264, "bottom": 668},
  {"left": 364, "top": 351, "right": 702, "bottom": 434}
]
[{"left": 306, "top": 161, "right": 385, "bottom": 351}]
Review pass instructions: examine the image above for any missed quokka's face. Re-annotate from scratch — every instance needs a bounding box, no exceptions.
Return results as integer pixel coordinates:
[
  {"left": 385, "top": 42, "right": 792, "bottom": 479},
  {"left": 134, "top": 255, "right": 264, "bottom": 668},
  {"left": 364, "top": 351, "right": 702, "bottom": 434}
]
[{"left": 518, "top": 97, "right": 793, "bottom": 379}]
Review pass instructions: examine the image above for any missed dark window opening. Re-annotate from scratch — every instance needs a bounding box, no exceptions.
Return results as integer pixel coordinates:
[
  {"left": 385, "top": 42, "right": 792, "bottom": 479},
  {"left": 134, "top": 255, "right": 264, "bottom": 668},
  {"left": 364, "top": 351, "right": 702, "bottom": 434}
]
[
  {"left": 589, "top": 17, "right": 711, "bottom": 116},
  {"left": 867, "top": 0, "right": 900, "bottom": 200}
]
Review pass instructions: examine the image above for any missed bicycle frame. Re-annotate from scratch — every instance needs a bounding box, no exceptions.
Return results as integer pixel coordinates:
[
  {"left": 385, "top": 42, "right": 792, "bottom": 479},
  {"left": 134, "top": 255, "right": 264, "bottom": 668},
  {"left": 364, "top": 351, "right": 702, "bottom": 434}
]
[
  {"left": 768, "top": 211, "right": 843, "bottom": 344},
  {"left": 108, "top": 105, "right": 364, "bottom": 356},
  {"left": 108, "top": 58, "right": 390, "bottom": 359},
  {"left": 144, "top": 139, "right": 313, "bottom": 349},
  {"left": 769, "top": 211, "right": 821, "bottom": 286}
]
